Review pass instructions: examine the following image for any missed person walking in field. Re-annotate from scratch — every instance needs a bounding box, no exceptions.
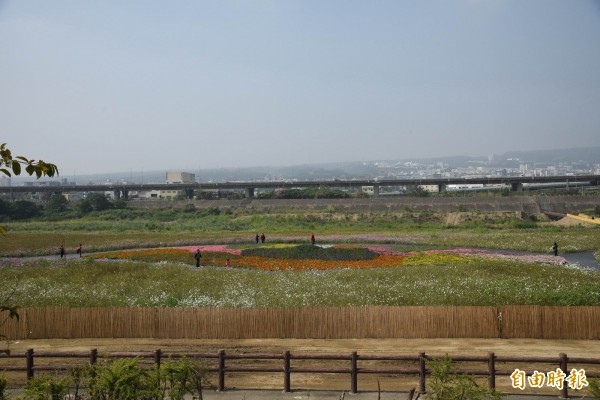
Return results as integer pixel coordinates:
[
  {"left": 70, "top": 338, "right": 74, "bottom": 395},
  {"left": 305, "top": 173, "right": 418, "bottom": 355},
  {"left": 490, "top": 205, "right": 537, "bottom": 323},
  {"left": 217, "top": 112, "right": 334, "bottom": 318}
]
[
  {"left": 76, "top": 243, "right": 82, "bottom": 257},
  {"left": 255, "top": 234, "right": 259, "bottom": 244},
  {"left": 194, "top": 249, "right": 202, "bottom": 267},
  {"left": 311, "top": 234, "right": 316, "bottom": 246},
  {"left": 59, "top": 244, "right": 65, "bottom": 259},
  {"left": 552, "top": 242, "right": 558, "bottom": 256},
  {"left": 226, "top": 257, "right": 230, "bottom": 269},
  {"left": 261, "top": 233, "right": 266, "bottom": 243}
]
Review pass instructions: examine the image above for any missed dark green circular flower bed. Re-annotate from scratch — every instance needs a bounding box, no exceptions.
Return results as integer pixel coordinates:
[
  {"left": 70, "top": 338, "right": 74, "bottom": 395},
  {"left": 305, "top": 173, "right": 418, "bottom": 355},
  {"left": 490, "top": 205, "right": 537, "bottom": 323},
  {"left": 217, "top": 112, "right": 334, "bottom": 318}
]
[{"left": 241, "top": 245, "right": 379, "bottom": 261}]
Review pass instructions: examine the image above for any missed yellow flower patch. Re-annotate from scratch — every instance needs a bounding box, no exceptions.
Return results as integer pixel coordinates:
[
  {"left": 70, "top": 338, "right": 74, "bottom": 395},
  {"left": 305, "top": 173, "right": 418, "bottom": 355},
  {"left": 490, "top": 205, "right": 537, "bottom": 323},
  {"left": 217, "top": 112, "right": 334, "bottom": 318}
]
[
  {"left": 403, "top": 253, "right": 474, "bottom": 266},
  {"left": 254, "top": 244, "right": 297, "bottom": 249},
  {"left": 238, "top": 254, "right": 403, "bottom": 271}
]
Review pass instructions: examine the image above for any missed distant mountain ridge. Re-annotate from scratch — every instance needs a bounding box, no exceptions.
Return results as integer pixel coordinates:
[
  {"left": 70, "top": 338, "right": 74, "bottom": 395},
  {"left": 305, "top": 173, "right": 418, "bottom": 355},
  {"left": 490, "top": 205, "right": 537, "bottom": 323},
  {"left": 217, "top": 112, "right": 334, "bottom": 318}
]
[
  {"left": 501, "top": 146, "right": 600, "bottom": 164},
  {"left": 9, "top": 146, "right": 599, "bottom": 184}
]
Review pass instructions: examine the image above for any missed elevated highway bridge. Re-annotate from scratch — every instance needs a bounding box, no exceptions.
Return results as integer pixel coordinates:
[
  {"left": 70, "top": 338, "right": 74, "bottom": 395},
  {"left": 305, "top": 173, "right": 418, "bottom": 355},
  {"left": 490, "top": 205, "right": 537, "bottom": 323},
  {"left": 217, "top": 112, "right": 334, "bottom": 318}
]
[{"left": 1, "top": 174, "right": 599, "bottom": 199}]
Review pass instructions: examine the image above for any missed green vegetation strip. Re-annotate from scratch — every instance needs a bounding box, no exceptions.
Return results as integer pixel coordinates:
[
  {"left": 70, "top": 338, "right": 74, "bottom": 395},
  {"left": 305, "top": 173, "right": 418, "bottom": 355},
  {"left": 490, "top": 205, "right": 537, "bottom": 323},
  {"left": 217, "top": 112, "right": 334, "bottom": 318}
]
[
  {"left": 2, "top": 226, "right": 600, "bottom": 257},
  {"left": 1, "top": 258, "right": 599, "bottom": 307}
]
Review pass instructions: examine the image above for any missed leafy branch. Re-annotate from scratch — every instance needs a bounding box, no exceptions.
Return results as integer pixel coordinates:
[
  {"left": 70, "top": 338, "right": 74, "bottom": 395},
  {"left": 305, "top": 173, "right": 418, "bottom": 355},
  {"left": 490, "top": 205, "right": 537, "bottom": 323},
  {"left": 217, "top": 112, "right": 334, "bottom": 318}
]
[{"left": 0, "top": 143, "right": 58, "bottom": 179}]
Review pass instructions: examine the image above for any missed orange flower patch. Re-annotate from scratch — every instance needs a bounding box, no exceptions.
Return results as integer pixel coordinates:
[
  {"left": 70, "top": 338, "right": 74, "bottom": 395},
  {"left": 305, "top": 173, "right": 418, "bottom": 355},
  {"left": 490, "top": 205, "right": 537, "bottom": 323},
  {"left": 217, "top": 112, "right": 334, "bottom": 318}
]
[{"left": 238, "top": 254, "right": 403, "bottom": 271}]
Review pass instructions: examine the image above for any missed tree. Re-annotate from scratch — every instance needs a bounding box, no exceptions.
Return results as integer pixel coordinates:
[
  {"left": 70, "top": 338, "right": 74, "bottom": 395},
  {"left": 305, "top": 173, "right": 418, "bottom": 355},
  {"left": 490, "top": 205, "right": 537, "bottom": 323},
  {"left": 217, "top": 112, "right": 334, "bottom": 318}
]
[
  {"left": 409, "top": 185, "right": 431, "bottom": 197},
  {"left": 78, "top": 193, "right": 113, "bottom": 213},
  {"left": 45, "top": 194, "right": 69, "bottom": 214},
  {"left": 0, "top": 199, "right": 11, "bottom": 221},
  {"left": 0, "top": 143, "right": 58, "bottom": 344},
  {"left": 10, "top": 200, "right": 42, "bottom": 219}
]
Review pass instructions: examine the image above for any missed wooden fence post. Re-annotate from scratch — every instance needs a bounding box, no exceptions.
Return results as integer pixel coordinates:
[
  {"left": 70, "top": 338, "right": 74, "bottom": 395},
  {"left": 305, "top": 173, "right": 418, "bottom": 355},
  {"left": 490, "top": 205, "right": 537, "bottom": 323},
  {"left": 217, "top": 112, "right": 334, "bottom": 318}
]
[
  {"left": 419, "top": 352, "right": 426, "bottom": 394},
  {"left": 350, "top": 351, "right": 358, "bottom": 394},
  {"left": 487, "top": 352, "right": 496, "bottom": 390},
  {"left": 89, "top": 348, "right": 98, "bottom": 366},
  {"left": 154, "top": 349, "right": 162, "bottom": 369},
  {"left": 559, "top": 353, "right": 568, "bottom": 399},
  {"left": 218, "top": 349, "right": 226, "bottom": 391},
  {"left": 283, "top": 351, "right": 291, "bottom": 393},
  {"left": 26, "top": 348, "right": 34, "bottom": 380}
]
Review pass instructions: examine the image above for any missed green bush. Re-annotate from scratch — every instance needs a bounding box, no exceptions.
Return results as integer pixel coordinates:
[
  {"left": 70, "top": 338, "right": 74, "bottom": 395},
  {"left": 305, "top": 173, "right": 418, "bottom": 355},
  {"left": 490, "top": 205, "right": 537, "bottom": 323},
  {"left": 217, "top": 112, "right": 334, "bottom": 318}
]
[
  {"left": 84, "top": 356, "right": 210, "bottom": 400},
  {"left": 77, "top": 193, "right": 113, "bottom": 214},
  {"left": 86, "top": 357, "right": 156, "bottom": 400},
  {"left": 258, "top": 187, "right": 349, "bottom": 199},
  {"left": 23, "top": 373, "right": 69, "bottom": 400},
  {"left": 10, "top": 200, "right": 42, "bottom": 220},
  {"left": 161, "top": 356, "right": 211, "bottom": 400},
  {"left": 589, "top": 377, "right": 600, "bottom": 399},
  {"left": 0, "top": 374, "right": 7, "bottom": 400},
  {"left": 510, "top": 220, "right": 538, "bottom": 229},
  {"left": 428, "top": 355, "right": 502, "bottom": 400},
  {"left": 44, "top": 194, "right": 69, "bottom": 214}
]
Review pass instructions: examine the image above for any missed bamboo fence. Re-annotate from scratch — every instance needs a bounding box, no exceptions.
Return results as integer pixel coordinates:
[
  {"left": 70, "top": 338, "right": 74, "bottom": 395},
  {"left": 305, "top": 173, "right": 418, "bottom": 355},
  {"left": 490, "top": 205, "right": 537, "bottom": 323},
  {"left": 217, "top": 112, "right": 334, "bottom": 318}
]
[
  {"left": 2, "top": 306, "right": 599, "bottom": 340},
  {"left": 501, "top": 305, "right": 600, "bottom": 339}
]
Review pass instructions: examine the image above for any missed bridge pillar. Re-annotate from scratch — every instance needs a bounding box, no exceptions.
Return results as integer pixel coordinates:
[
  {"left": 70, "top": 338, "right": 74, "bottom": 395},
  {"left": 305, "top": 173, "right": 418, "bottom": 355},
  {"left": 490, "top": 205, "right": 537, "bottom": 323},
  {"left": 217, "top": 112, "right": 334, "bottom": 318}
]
[
  {"left": 438, "top": 184, "right": 447, "bottom": 193},
  {"left": 113, "top": 190, "right": 121, "bottom": 199},
  {"left": 185, "top": 189, "right": 194, "bottom": 199},
  {"left": 511, "top": 183, "right": 523, "bottom": 192},
  {"left": 373, "top": 184, "right": 380, "bottom": 197},
  {"left": 245, "top": 187, "right": 255, "bottom": 198},
  {"left": 122, "top": 190, "right": 129, "bottom": 200}
]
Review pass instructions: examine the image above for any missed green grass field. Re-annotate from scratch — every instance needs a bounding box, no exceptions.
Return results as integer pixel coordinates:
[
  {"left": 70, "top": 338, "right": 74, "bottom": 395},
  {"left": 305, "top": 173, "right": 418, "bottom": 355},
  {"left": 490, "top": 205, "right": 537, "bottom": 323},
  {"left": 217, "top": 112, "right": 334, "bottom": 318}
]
[
  {"left": 2, "top": 209, "right": 600, "bottom": 257},
  {"left": 1, "top": 207, "right": 600, "bottom": 307}
]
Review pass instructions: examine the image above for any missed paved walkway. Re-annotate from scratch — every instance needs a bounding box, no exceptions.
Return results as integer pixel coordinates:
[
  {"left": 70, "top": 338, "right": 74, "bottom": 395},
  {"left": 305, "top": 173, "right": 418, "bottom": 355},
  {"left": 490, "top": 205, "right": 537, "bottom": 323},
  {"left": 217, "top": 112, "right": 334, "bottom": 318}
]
[
  {"left": 561, "top": 251, "right": 600, "bottom": 270},
  {"left": 3, "top": 389, "right": 569, "bottom": 399},
  {"left": 177, "top": 390, "right": 568, "bottom": 399}
]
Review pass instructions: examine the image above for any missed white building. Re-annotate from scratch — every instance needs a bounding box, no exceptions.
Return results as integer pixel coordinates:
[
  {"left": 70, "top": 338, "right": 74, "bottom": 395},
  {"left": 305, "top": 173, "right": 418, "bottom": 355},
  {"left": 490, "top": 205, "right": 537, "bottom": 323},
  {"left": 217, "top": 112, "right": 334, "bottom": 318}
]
[
  {"left": 419, "top": 184, "right": 440, "bottom": 193},
  {"left": 160, "top": 172, "right": 196, "bottom": 199},
  {"left": 166, "top": 172, "right": 195, "bottom": 184}
]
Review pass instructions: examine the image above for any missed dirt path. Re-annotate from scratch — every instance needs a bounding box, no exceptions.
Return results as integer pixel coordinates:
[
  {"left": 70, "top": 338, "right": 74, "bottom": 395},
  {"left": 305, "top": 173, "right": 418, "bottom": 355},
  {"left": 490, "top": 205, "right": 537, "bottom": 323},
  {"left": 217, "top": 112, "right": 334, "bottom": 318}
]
[
  {"left": 4, "top": 338, "right": 599, "bottom": 396},
  {"left": 7, "top": 337, "right": 599, "bottom": 357}
]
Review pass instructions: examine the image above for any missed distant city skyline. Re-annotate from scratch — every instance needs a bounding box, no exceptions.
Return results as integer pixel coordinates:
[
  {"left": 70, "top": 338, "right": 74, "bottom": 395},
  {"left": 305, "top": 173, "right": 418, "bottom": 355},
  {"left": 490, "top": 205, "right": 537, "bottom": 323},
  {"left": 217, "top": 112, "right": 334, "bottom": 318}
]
[
  {"left": 2, "top": 1, "right": 599, "bottom": 174},
  {"left": 5, "top": 145, "right": 599, "bottom": 187}
]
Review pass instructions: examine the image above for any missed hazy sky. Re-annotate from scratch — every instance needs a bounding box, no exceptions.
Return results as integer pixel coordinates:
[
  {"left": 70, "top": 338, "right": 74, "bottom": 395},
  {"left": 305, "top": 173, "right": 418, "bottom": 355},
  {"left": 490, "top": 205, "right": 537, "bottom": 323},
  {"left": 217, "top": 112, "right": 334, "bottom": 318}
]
[{"left": 1, "top": 1, "right": 599, "bottom": 174}]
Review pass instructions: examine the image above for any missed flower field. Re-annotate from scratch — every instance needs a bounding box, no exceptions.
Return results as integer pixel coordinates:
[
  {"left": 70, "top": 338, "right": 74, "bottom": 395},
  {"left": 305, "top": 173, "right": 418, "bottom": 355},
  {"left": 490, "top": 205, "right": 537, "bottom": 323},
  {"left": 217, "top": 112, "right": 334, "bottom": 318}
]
[
  {"left": 1, "top": 253, "right": 599, "bottom": 307},
  {"left": 86, "top": 244, "right": 566, "bottom": 271}
]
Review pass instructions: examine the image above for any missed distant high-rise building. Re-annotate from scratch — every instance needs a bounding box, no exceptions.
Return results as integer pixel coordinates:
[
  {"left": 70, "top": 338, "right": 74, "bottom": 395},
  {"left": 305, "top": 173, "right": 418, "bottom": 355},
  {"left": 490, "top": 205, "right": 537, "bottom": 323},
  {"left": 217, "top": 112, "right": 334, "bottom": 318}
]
[
  {"left": 160, "top": 171, "right": 196, "bottom": 200},
  {"left": 0, "top": 176, "right": 10, "bottom": 187},
  {"left": 166, "top": 172, "right": 195, "bottom": 184}
]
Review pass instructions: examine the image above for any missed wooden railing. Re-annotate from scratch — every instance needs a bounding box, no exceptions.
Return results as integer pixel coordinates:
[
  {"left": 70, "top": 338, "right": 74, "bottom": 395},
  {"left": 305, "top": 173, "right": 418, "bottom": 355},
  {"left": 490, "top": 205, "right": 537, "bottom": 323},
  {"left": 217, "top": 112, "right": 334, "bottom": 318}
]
[{"left": 2, "top": 349, "right": 600, "bottom": 397}]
